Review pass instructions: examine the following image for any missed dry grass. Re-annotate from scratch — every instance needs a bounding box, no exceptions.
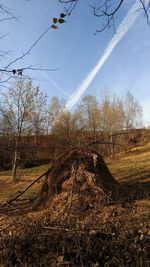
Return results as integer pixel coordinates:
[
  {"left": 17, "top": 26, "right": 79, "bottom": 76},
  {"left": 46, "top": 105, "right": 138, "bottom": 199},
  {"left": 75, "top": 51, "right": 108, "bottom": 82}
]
[
  {"left": 0, "top": 143, "right": 149, "bottom": 266},
  {"left": 107, "top": 142, "right": 150, "bottom": 178},
  {"left": 0, "top": 164, "right": 49, "bottom": 203},
  {"left": 0, "top": 143, "right": 149, "bottom": 200}
]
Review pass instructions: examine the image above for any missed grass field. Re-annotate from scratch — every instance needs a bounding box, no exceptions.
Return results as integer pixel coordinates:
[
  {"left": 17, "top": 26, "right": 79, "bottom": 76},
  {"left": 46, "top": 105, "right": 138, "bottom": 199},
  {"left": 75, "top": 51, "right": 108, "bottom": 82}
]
[{"left": 0, "top": 142, "right": 149, "bottom": 202}]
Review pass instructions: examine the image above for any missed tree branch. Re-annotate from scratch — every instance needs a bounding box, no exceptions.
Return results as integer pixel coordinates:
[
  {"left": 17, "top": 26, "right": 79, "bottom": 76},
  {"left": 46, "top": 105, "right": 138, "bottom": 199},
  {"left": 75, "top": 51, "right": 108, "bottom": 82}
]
[
  {"left": 59, "top": 0, "right": 150, "bottom": 33},
  {"left": 0, "top": 65, "right": 59, "bottom": 76},
  {"left": 7, "top": 168, "right": 51, "bottom": 204},
  {"left": 4, "top": 27, "right": 51, "bottom": 71},
  {"left": 0, "top": 4, "right": 20, "bottom": 23},
  {"left": 139, "top": 0, "right": 150, "bottom": 24}
]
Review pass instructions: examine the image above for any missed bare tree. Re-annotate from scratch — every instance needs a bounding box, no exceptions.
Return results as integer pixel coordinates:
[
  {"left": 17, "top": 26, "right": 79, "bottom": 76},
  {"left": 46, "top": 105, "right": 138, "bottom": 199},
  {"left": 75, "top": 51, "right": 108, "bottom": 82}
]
[
  {"left": 77, "top": 95, "right": 101, "bottom": 142},
  {"left": 51, "top": 109, "right": 82, "bottom": 152},
  {"left": 100, "top": 90, "right": 125, "bottom": 155},
  {"left": 45, "top": 96, "right": 65, "bottom": 134},
  {"left": 124, "top": 91, "right": 143, "bottom": 130},
  {"left": 0, "top": 78, "right": 47, "bottom": 182}
]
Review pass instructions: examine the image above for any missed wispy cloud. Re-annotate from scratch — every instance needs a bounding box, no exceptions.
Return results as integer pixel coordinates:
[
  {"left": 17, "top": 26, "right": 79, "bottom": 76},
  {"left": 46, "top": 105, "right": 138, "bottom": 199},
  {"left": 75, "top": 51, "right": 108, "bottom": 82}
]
[{"left": 65, "top": 0, "right": 147, "bottom": 110}]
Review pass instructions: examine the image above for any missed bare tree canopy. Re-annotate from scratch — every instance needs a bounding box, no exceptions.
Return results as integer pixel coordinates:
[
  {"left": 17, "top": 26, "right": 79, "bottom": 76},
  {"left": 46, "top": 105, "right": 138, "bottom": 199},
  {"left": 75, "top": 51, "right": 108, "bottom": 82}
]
[{"left": 0, "top": 78, "right": 47, "bottom": 181}]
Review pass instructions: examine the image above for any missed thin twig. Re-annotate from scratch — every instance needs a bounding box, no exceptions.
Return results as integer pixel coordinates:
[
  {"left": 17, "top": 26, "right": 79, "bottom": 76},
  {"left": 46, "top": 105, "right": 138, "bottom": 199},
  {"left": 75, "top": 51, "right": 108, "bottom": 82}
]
[
  {"left": 5, "top": 27, "right": 50, "bottom": 70},
  {"left": 96, "top": 186, "right": 112, "bottom": 201}
]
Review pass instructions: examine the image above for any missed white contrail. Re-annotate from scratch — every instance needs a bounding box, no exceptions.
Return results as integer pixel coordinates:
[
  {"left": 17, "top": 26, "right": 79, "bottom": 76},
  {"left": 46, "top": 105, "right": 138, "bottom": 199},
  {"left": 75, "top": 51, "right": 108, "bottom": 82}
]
[
  {"left": 42, "top": 72, "right": 68, "bottom": 98},
  {"left": 65, "top": 0, "right": 147, "bottom": 110}
]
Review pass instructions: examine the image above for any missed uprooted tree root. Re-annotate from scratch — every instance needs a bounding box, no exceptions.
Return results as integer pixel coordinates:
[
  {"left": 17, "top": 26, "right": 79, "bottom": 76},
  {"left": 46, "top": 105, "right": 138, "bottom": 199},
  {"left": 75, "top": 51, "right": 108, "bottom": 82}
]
[
  {"left": 4, "top": 146, "right": 124, "bottom": 213},
  {"left": 32, "top": 146, "right": 122, "bottom": 210}
]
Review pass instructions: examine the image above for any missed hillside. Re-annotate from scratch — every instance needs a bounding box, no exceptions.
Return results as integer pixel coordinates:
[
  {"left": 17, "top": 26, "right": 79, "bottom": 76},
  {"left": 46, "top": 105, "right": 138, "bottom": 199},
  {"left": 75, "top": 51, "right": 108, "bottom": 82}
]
[{"left": 0, "top": 143, "right": 149, "bottom": 266}]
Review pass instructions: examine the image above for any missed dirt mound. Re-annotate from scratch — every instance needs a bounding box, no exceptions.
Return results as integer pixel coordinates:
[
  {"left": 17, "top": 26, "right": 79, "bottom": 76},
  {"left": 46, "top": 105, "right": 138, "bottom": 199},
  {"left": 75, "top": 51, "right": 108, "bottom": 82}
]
[{"left": 33, "top": 147, "right": 121, "bottom": 215}]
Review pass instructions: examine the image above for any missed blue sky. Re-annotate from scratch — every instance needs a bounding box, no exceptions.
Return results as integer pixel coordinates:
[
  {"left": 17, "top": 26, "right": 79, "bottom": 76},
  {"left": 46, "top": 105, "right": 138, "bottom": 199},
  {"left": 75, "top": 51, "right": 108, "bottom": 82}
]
[{"left": 0, "top": 0, "right": 150, "bottom": 125}]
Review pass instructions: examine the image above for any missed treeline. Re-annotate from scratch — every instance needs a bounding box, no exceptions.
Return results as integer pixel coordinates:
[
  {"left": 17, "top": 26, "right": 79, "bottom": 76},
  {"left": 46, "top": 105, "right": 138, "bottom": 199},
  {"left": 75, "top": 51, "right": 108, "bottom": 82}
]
[
  {"left": 0, "top": 78, "right": 144, "bottom": 181},
  {"left": 49, "top": 91, "right": 143, "bottom": 149}
]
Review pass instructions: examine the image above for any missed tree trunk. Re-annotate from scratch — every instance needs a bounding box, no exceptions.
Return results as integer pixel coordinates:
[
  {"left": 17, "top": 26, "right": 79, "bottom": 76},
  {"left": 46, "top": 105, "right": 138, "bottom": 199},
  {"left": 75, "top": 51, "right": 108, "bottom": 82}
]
[
  {"left": 12, "top": 135, "right": 20, "bottom": 182},
  {"left": 12, "top": 148, "right": 18, "bottom": 182}
]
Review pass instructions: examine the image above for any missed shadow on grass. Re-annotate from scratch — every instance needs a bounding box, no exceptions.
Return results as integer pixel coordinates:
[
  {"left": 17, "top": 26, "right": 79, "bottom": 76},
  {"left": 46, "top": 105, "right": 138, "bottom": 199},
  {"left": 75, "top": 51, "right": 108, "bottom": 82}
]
[
  {"left": 119, "top": 171, "right": 150, "bottom": 182},
  {"left": 120, "top": 179, "right": 150, "bottom": 201}
]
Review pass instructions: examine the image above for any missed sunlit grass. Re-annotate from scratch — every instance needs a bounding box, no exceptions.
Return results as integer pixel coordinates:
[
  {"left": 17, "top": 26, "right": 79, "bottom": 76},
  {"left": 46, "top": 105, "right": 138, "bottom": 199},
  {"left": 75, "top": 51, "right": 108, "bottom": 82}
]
[
  {"left": 0, "top": 143, "right": 149, "bottom": 203},
  {"left": 107, "top": 143, "right": 150, "bottom": 182},
  {"left": 0, "top": 163, "right": 49, "bottom": 177},
  {"left": 0, "top": 164, "right": 50, "bottom": 201}
]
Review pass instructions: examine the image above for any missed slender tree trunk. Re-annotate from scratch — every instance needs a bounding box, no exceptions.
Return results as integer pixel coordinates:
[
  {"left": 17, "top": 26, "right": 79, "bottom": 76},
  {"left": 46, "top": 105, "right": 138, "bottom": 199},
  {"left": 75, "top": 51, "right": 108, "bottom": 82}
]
[
  {"left": 12, "top": 148, "right": 18, "bottom": 182},
  {"left": 12, "top": 136, "right": 20, "bottom": 182}
]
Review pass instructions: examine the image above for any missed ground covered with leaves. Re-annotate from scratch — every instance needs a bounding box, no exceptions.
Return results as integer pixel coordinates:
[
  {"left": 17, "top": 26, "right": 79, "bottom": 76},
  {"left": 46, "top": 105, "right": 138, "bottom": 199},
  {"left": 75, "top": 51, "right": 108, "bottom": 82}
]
[{"left": 0, "top": 144, "right": 150, "bottom": 266}]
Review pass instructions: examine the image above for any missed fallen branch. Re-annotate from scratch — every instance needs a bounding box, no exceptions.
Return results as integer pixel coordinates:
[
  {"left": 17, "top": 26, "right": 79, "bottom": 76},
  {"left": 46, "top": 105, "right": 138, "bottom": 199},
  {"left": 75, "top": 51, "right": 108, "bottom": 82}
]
[
  {"left": 87, "top": 141, "right": 123, "bottom": 148},
  {"left": 6, "top": 149, "right": 72, "bottom": 205},
  {"left": 96, "top": 187, "right": 112, "bottom": 201},
  {"left": 7, "top": 167, "right": 53, "bottom": 205}
]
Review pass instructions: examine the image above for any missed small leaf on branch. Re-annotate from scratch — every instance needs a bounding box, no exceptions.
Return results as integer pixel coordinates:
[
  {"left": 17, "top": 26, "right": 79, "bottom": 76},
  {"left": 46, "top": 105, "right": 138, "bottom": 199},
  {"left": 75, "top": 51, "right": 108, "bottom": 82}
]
[
  {"left": 51, "top": 24, "right": 58, "bottom": 29},
  {"left": 58, "top": 18, "right": 65, "bottom": 24},
  {"left": 60, "top": 13, "right": 66, "bottom": 18},
  {"left": 18, "top": 69, "right": 23, "bottom": 76},
  {"left": 12, "top": 70, "right": 16, "bottom": 75},
  {"left": 53, "top": 17, "right": 57, "bottom": 24}
]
